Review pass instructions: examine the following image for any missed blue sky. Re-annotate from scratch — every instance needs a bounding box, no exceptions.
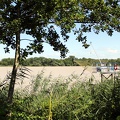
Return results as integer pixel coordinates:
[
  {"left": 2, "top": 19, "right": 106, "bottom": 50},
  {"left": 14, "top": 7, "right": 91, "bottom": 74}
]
[{"left": 0, "top": 25, "right": 120, "bottom": 60}]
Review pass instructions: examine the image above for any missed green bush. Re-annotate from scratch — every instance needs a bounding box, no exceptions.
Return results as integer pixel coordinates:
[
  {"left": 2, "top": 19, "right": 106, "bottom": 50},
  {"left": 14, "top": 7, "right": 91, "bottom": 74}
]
[
  {"left": 91, "top": 79, "right": 120, "bottom": 120},
  {"left": 0, "top": 85, "right": 10, "bottom": 120},
  {"left": 0, "top": 73, "right": 120, "bottom": 120}
]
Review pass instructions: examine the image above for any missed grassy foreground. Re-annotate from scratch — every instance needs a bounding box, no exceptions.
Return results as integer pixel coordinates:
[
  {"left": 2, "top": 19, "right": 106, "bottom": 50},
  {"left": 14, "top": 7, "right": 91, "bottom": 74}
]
[{"left": 0, "top": 72, "right": 120, "bottom": 120}]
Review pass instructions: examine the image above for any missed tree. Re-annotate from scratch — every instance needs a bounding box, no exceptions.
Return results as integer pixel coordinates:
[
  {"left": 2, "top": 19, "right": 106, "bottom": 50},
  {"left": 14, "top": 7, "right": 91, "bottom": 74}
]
[
  {"left": 0, "top": 58, "right": 14, "bottom": 66},
  {"left": 0, "top": 0, "right": 120, "bottom": 104}
]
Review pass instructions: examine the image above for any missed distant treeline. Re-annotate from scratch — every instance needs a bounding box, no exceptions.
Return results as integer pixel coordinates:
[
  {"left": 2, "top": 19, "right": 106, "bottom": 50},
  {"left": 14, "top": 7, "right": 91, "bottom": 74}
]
[{"left": 0, "top": 56, "right": 120, "bottom": 66}]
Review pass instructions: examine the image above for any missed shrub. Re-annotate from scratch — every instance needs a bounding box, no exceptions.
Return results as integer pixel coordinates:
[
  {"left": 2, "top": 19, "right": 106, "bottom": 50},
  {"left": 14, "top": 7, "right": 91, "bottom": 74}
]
[
  {"left": 91, "top": 79, "right": 120, "bottom": 120},
  {"left": 0, "top": 72, "right": 120, "bottom": 120}
]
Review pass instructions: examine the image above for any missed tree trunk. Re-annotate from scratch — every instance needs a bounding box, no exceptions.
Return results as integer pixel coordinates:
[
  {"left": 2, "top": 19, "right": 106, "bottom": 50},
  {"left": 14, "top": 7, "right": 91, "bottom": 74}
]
[
  {"left": 7, "top": 31, "right": 20, "bottom": 104},
  {"left": 7, "top": 1, "right": 21, "bottom": 104}
]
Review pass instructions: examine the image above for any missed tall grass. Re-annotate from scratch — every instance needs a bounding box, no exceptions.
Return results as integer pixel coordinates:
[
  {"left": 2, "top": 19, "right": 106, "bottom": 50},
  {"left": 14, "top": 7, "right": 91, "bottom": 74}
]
[{"left": 0, "top": 71, "right": 120, "bottom": 120}]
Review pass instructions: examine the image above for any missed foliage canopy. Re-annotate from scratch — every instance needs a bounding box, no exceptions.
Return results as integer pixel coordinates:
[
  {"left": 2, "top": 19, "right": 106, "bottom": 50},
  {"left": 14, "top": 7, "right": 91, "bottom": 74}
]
[{"left": 0, "top": 0, "right": 120, "bottom": 58}]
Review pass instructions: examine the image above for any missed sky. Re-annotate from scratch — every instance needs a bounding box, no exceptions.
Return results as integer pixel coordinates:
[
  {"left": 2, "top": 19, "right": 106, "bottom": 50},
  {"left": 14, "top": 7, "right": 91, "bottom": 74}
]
[{"left": 0, "top": 25, "right": 120, "bottom": 60}]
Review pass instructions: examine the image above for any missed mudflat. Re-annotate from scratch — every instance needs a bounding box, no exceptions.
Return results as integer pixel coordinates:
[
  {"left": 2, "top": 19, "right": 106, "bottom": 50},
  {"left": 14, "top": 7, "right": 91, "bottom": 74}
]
[{"left": 0, "top": 66, "right": 101, "bottom": 89}]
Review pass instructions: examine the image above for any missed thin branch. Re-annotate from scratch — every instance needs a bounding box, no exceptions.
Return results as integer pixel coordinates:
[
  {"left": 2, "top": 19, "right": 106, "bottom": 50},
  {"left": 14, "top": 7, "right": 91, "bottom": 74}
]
[
  {"left": 48, "top": 17, "right": 99, "bottom": 24},
  {"left": 20, "top": 39, "right": 34, "bottom": 41}
]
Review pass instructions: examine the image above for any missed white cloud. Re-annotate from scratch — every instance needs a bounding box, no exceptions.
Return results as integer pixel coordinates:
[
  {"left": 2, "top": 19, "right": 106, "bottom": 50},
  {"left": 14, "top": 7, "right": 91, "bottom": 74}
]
[{"left": 107, "top": 48, "right": 119, "bottom": 54}]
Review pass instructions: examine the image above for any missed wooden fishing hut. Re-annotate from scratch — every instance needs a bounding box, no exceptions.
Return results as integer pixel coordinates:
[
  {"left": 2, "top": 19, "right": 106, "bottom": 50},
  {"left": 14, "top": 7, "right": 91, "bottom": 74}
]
[{"left": 100, "top": 64, "right": 120, "bottom": 82}]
